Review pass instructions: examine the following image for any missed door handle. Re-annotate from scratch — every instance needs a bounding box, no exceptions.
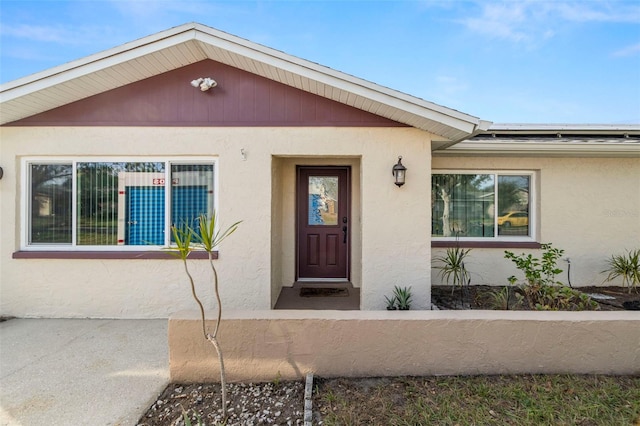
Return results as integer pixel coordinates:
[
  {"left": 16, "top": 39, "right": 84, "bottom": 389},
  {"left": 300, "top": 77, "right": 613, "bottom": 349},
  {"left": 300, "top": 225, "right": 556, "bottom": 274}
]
[{"left": 342, "top": 225, "right": 347, "bottom": 243}]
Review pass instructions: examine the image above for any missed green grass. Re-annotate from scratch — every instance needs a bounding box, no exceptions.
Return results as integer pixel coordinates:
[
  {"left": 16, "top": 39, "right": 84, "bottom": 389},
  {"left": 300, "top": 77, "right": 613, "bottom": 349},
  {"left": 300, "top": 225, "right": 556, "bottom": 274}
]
[{"left": 315, "top": 375, "right": 640, "bottom": 425}]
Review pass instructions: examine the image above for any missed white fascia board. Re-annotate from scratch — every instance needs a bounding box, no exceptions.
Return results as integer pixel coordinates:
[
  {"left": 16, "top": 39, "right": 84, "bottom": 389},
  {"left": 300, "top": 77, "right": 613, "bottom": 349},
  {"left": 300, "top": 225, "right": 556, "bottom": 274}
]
[
  {"left": 435, "top": 141, "right": 640, "bottom": 157},
  {"left": 0, "top": 24, "right": 200, "bottom": 102},
  {"left": 487, "top": 123, "right": 640, "bottom": 134}
]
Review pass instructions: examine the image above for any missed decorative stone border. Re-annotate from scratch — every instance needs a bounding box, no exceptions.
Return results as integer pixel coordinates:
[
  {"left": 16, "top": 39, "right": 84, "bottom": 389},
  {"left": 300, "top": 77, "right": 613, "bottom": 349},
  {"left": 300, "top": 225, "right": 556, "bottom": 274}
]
[{"left": 304, "top": 373, "right": 313, "bottom": 426}]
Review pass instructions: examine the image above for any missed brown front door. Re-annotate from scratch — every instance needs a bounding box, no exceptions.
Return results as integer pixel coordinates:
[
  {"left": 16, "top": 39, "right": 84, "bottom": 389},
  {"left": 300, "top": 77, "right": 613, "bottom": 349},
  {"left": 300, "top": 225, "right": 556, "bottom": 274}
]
[{"left": 297, "top": 166, "right": 350, "bottom": 280}]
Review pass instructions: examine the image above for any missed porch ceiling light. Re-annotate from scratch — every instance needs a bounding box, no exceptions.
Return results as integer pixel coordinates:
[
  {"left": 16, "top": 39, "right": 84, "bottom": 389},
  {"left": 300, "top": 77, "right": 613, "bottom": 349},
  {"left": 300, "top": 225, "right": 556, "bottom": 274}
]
[
  {"left": 392, "top": 156, "right": 406, "bottom": 187},
  {"left": 190, "top": 77, "right": 217, "bottom": 92}
]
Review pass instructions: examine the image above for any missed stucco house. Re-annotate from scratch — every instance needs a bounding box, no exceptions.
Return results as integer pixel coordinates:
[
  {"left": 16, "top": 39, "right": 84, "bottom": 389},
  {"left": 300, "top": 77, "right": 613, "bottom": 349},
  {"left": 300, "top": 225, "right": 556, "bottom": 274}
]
[{"left": 1, "top": 23, "right": 638, "bottom": 318}]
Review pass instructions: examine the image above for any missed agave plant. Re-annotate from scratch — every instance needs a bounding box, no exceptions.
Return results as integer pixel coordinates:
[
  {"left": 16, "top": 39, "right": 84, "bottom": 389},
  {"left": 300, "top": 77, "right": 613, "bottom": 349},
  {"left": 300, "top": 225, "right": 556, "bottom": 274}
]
[
  {"left": 602, "top": 249, "right": 640, "bottom": 294},
  {"left": 384, "top": 294, "right": 398, "bottom": 310},
  {"left": 393, "top": 286, "right": 413, "bottom": 310}
]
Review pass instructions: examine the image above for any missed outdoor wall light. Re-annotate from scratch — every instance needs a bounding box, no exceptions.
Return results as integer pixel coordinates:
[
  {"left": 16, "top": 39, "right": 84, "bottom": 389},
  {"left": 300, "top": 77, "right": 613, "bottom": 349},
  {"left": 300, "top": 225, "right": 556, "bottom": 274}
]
[
  {"left": 0, "top": 166, "right": 3, "bottom": 180},
  {"left": 392, "top": 156, "right": 406, "bottom": 187},
  {"left": 190, "top": 77, "right": 217, "bottom": 92}
]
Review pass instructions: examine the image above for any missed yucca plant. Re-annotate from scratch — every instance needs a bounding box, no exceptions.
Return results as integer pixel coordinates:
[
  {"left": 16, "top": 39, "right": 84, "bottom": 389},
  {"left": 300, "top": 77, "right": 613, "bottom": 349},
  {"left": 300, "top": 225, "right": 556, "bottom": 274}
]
[
  {"left": 169, "top": 213, "right": 240, "bottom": 418},
  {"left": 434, "top": 246, "right": 472, "bottom": 294},
  {"left": 602, "top": 249, "right": 640, "bottom": 294}
]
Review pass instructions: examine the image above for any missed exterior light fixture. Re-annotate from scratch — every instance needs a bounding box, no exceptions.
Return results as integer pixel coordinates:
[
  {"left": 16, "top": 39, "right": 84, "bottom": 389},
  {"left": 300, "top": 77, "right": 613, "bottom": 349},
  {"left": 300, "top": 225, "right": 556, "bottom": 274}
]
[
  {"left": 0, "top": 166, "right": 3, "bottom": 180},
  {"left": 190, "top": 77, "right": 217, "bottom": 92},
  {"left": 392, "top": 156, "right": 406, "bottom": 187}
]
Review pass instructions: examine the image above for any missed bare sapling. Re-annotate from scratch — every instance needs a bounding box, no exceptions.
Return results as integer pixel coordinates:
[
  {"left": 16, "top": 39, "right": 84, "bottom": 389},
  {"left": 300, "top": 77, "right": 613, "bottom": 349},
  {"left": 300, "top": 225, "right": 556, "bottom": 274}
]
[{"left": 170, "top": 213, "right": 240, "bottom": 418}]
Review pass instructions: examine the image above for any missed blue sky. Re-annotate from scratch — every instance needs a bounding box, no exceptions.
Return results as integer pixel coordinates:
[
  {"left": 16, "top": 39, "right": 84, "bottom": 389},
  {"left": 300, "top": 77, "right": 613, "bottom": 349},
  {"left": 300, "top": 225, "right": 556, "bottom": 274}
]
[{"left": 1, "top": 0, "right": 639, "bottom": 124}]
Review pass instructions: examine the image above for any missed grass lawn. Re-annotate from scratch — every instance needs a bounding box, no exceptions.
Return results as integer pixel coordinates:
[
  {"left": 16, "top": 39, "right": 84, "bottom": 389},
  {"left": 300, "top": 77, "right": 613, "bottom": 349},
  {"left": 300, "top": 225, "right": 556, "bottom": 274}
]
[{"left": 314, "top": 375, "right": 640, "bottom": 425}]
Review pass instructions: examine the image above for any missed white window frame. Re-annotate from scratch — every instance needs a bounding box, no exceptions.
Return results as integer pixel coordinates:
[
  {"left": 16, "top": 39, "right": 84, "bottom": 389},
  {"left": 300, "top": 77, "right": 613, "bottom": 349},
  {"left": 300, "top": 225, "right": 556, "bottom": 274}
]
[
  {"left": 432, "top": 170, "right": 538, "bottom": 242},
  {"left": 21, "top": 157, "right": 219, "bottom": 251}
]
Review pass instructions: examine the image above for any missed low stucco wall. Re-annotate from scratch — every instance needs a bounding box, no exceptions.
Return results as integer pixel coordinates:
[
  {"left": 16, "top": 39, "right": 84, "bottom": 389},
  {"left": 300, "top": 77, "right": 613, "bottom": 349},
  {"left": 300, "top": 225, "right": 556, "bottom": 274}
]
[{"left": 169, "top": 310, "right": 640, "bottom": 382}]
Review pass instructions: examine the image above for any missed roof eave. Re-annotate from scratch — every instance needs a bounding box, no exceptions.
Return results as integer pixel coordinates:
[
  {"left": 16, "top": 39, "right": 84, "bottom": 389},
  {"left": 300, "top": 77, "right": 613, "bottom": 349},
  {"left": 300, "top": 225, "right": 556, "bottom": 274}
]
[
  {"left": 0, "top": 23, "right": 200, "bottom": 97},
  {"left": 431, "top": 119, "right": 493, "bottom": 151},
  {"left": 484, "top": 123, "right": 640, "bottom": 136},
  {"left": 0, "top": 22, "right": 485, "bottom": 140}
]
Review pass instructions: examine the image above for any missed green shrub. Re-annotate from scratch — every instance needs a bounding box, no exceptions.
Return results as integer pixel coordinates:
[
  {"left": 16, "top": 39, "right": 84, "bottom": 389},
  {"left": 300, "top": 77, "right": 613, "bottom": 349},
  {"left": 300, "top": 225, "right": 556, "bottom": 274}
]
[{"left": 504, "top": 243, "right": 597, "bottom": 311}]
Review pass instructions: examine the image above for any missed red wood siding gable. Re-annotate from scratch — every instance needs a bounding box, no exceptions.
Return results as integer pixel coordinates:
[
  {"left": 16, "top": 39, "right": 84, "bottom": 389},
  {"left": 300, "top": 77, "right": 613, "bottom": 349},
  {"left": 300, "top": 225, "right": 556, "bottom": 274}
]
[{"left": 9, "top": 60, "right": 407, "bottom": 127}]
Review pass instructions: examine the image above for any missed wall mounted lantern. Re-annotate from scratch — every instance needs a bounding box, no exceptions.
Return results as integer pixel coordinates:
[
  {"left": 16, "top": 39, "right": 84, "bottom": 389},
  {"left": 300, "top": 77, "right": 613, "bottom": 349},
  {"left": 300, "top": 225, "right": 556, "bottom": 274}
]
[
  {"left": 190, "top": 77, "right": 217, "bottom": 92},
  {"left": 392, "top": 156, "right": 406, "bottom": 187}
]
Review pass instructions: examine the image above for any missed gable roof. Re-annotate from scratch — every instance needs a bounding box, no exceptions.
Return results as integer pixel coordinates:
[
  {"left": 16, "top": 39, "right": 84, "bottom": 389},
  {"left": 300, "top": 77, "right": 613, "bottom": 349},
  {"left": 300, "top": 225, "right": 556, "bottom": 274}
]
[{"left": 0, "top": 22, "right": 490, "bottom": 142}]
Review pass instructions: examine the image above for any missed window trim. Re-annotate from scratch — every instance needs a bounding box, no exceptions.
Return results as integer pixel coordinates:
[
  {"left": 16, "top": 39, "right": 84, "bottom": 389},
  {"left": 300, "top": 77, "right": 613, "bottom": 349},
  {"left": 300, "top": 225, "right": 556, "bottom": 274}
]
[
  {"left": 20, "top": 157, "right": 219, "bottom": 252},
  {"left": 12, "top": 250, "right": 218, "bottom": 259},
  {"left": 431, "top": 169, "right": 538, "bottom": 243}
]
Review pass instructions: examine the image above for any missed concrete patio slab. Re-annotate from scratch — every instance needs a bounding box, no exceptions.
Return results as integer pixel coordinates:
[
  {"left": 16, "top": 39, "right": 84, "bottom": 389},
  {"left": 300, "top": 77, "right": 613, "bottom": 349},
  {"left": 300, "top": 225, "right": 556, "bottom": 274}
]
[{"left": 0, "top": 319, "right": 168, "bottom": 426}]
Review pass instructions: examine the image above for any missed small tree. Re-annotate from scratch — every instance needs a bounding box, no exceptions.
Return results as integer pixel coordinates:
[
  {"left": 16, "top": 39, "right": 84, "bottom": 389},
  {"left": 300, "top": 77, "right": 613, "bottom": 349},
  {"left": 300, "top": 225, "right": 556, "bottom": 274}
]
[{"left": 170, "top": 213, "right": 240, "bottom": 417}]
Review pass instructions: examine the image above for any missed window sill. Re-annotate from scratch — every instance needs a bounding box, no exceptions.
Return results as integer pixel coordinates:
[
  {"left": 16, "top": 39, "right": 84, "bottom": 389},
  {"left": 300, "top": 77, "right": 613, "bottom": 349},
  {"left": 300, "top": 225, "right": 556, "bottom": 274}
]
[
  {"left": 431, "top": 241, "right": 542, "bottom": 249},
  {"left": 12, "top": 251, "right": 219, "bottom": 260}
]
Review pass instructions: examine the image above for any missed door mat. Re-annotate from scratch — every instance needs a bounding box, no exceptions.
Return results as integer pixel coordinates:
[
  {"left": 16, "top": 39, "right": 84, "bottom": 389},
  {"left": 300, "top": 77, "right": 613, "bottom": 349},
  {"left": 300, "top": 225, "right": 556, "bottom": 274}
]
[{"left": 300, "top": 287, "right": 349, "bottom": 297}]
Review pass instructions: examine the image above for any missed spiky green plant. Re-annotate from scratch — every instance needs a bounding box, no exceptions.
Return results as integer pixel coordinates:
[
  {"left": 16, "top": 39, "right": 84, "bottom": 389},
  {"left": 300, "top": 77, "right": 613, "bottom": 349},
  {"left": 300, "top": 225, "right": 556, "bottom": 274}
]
[
  {"left": 169, "top": 213, "right": 240, "bottom": 418},
  {"left": 434, "top": 246, "right": 471, "bottom": 294},
  {"left": 180, "top": 405, "right": 204, "bottom": 426},
  {"left": 393, "top": 286, "right": 413, "bottom": 310},
  {"left": 602, "top": 249, "right": 640, "bottom": 294},
  {"left": 384, "top": 294, "right": 398, "bottom": 310}
]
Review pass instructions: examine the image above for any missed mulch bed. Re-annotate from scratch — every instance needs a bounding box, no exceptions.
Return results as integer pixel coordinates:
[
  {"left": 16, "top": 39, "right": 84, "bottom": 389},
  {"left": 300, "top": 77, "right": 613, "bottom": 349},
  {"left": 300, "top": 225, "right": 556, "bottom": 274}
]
[
  {"left": 136, "top": 381, "right": 305, "bottom": 426},
  {"left": 431, "top": 285, "right": 638, "bottom": 311}
]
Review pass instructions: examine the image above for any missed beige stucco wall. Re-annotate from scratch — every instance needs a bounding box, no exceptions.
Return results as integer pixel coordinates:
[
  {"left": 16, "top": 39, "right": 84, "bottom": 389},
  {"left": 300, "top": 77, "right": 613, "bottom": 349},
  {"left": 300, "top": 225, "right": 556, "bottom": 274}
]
[
  {"left": 0, "top": 126, "right": 432, "bottom": 318},
  {"left": 431, "top": 156, "right": 640, "bottom": 288},
  {"left": 169, "top": 310, "right": 640, "bottom": 382}
]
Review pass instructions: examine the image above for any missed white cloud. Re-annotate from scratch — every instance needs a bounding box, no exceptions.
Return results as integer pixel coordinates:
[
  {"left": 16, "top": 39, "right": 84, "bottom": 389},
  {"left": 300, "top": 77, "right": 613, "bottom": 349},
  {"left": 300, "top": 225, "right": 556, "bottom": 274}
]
[
  {"left": 553, "top": 1, "right": 640, "bottom": 23},
  {"left": 456, "top": 1, "right": 640, "bottom": 43},
  {"left": 1, "top": 24, "right": 76, "bottom": 44},
  {"left": 456, "top": 1, "right": 548, "bottom": 43},
  {"left": 0, "top": 23, "right": 120, "bottom": 46},
  {"left": 612, "top": 42, "right": 640, "bottom": 57}
]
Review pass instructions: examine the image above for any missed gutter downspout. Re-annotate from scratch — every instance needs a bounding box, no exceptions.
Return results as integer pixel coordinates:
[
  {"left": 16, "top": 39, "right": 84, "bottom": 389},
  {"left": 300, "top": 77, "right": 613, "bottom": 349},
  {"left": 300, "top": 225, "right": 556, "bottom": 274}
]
[{"left": 433, "top": 119, "right": 493, "bottom": 151}]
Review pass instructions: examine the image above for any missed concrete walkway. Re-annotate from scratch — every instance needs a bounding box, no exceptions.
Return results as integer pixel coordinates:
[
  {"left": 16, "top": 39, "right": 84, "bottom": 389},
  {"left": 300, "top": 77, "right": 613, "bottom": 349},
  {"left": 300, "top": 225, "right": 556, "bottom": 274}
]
[{"left": 0, "top": 319, "right": 168, "bottom": 426}]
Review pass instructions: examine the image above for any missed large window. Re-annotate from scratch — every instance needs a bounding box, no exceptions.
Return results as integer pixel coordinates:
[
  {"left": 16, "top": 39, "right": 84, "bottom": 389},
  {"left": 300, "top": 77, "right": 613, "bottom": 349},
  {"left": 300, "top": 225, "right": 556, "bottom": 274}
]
[
  {"left": 432, "top": 171, "right": 534, "bottom": 240},
  {"left": 24, "top": 159, "right": 216, "bottom": 250}
]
